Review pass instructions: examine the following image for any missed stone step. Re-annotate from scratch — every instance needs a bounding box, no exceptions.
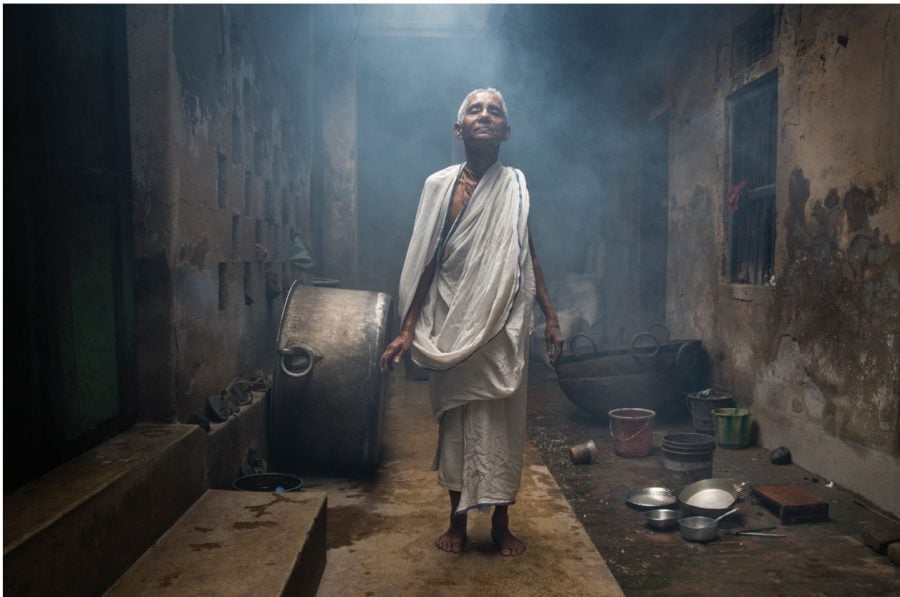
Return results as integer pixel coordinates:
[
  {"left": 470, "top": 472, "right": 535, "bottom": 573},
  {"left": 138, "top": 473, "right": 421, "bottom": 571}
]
[
  {"left": 105, "top": 489, "right": 327, "bottom": 596},
  {"left": 4, "top": 423, "right": 206, "bottom": 597}
]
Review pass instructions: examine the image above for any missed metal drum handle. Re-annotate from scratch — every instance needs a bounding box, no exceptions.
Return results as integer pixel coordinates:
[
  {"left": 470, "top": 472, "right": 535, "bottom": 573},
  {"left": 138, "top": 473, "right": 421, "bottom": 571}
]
[
  {"left": 676, "top": 342, "right": 699, "bottom": 373},
  {"left": 647, "top": 322, "right": 670, "bottom": 342},
  {"left": 279, "top": 344, "right": 319, "bottom": 379},
  {"left": 630, "top": 331, "right": 661, "bottom": 360},
  {"left": 567, "top": 334, "right": 598, "bottom": 359}
]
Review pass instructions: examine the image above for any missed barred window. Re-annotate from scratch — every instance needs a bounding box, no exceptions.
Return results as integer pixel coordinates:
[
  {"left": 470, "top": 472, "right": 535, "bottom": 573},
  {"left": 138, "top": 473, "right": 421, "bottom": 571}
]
[
  {"left": 726, "top": 71, "right": 777, "bottom": 285},
  {"left": 733, "top": 8, "right": 775, "bottom": 71}
]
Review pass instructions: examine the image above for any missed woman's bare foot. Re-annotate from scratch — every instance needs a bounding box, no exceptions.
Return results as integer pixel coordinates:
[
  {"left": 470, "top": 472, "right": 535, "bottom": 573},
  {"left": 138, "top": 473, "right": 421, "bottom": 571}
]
[
  {"left": 491, "top": 505, "right": 526, "bottom": 556},
  {"left": 437, "top": 493, "right": 467, "bottom": 553},
  {"left": 491, "top": 525, "right": 527, "bottom": 556},
  {"left": 435, "top": 525, "right": 467, "bottom": 553}
]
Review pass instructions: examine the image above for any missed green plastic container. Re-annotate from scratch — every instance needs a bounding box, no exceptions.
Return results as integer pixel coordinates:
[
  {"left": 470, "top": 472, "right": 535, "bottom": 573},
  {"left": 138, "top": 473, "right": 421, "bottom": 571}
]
[{"left": 712, "top": 408, "right": 752, "bottom": 449}]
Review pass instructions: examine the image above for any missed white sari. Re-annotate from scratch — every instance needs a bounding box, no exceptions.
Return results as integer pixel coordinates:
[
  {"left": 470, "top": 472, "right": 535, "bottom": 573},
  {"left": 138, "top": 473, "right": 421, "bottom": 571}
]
[{"left": 398, "top": 161, "right": 536, "bottom": 512}]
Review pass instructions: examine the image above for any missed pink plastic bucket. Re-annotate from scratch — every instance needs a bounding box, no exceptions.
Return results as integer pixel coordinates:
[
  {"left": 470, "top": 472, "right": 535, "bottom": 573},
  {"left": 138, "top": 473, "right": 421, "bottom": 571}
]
[{"left": 608, "top": 408, "right": 655, "bottom": 457}]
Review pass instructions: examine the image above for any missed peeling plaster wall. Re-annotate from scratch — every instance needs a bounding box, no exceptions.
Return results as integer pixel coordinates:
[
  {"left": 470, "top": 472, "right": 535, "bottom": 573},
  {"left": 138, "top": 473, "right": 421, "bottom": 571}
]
[
  {"left": 665, "top": 6, "right": 900, "bottom": 512},
  {"left": 128, "top": 6, "right": 314, "bottom": 421}
]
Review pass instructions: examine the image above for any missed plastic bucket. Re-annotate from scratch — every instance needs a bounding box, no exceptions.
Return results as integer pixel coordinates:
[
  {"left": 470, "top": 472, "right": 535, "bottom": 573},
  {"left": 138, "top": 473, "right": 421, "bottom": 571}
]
[
  {"left": 608, "top": 408, "right": 655, "bottom": 457},
  {"left": 661, "top": 432, "right": 715, "bottom": 486},
  {"left": 712, "top": 408, "right": 752, "bottom": 449},
  {"left": 686, "top": 391, "right": 734, "bottom": 433},
  {"left": 233, "top": 473, "right": 303, "bottom": 492}
]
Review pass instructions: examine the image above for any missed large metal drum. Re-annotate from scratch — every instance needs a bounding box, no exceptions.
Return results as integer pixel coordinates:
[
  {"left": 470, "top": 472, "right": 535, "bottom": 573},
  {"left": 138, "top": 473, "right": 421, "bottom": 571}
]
[{"left": 272, "top": 282, "right": 393, "bottom": 473}]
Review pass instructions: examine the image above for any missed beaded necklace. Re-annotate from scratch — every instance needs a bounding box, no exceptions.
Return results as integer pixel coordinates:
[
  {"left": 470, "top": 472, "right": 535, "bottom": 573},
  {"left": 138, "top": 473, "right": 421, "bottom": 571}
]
[{"left": 459, "top": 166, "right": 480, "bottom": 201}]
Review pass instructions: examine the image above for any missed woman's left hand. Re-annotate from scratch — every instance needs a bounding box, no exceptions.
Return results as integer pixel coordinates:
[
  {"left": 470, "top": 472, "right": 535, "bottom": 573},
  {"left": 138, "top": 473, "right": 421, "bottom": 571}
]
[{"left": 544, "top": 319, "right": 564, "bottom": 366}]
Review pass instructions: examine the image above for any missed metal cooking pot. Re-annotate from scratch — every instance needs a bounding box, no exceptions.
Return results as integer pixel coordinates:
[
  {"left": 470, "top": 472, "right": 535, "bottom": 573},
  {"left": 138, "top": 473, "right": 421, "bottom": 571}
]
[
  {"left": 678, "top": 508, "right": 739, "bottom": 542},
  {"left": 645, "top": 509, "right": 680, "bottom": 531},
  {"left": 677, "top": 478, "right": 744, "bottom": 517}
]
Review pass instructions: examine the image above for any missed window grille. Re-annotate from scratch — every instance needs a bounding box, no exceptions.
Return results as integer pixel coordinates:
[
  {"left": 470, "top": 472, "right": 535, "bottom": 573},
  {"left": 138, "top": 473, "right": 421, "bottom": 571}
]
[
  {"left": 727, "top": 72, "right": 777, "bottom": 285},
  {"left": 734, "top": 9, "right": 774, "bottom": 70}
]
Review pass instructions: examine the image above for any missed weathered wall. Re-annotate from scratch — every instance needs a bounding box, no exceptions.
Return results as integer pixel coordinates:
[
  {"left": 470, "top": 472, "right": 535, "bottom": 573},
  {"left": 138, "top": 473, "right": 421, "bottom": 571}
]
[
  {"left": 665, "top": 5, "right": 900, "bottom": 512},
  {"left": 128, "top": 6, "right": 314, "bottom": 421},
  {"left": 312, "top": 6, "right": 358, "bottom": 289}
]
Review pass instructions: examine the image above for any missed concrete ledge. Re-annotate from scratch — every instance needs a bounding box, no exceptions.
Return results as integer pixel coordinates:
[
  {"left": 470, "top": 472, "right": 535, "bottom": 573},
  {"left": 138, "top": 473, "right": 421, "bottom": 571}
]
[
  {"left": 723, "top": 283, "right": 775, "bottom": 303},
  {"left": 755, "top": 405, "right": 900, "bottom": 515},
  {"left": 4, "top": 423, "right": 206, "bottom": 596},
  {"left": 206, "top": 391, "right": 270, "bottom": 489},
  {"left": 106, "top": 489, "right": 327, "bottom": 597}
]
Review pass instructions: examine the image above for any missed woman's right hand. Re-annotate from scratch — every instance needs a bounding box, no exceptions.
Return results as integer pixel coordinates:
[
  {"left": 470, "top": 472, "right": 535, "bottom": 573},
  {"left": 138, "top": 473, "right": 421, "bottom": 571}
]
[{"left": 380, "top": 330, "right": 413, "bottom": 373}]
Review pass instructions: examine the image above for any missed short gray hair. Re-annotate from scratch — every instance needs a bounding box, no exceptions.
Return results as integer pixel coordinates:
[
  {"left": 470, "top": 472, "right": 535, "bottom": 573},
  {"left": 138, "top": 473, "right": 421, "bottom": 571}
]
[{"left": 456, "top": 88, "right": 509, "bottom": 125}]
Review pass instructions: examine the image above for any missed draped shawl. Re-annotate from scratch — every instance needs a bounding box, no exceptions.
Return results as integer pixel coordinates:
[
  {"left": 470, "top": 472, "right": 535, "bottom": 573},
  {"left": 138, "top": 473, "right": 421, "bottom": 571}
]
[{"left": 398, "top": 161, "right": 533, "bottom": 416}]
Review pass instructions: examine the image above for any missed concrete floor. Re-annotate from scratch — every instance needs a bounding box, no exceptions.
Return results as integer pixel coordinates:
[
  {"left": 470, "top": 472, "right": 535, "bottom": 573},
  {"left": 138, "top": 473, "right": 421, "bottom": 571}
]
[
  {"left": 306, "top": 367, "right": 899, "bottom": 596},
  {"left": 311, "top": 370, "right": 624, "bottom": 596}
]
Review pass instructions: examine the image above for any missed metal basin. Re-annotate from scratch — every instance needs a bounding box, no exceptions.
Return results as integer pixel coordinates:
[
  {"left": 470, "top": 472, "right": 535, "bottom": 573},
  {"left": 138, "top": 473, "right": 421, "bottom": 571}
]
[
  {"left": 677, "top": 478, "right": 739, "bottom": 517},
  {"left": 645, "top": 509, "right": 680, "bottom": 531}
]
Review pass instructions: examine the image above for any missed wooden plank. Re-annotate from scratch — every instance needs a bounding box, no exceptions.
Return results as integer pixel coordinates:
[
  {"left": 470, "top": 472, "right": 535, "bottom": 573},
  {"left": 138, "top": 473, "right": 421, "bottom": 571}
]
[{"left": 751, "top": 484, "right": 829, "bottom": 524}]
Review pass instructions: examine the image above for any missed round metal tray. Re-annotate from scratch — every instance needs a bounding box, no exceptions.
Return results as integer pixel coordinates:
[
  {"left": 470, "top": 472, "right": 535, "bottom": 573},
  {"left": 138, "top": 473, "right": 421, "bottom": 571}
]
[{"left": 626, "top": 486, "right": 677, "bottom": 510}]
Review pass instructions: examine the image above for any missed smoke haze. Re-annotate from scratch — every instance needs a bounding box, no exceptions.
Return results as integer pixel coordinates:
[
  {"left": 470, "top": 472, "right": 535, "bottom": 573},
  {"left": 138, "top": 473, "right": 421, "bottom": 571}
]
[{"left": 317, "top": 4, "right": 723, "bottom": 341}]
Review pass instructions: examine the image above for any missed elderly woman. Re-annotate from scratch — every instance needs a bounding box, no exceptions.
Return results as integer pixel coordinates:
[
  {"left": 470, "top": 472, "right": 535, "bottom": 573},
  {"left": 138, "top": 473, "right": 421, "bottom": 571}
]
[{"left": 381, "top": 88, "right": 563, "bottom": 557}]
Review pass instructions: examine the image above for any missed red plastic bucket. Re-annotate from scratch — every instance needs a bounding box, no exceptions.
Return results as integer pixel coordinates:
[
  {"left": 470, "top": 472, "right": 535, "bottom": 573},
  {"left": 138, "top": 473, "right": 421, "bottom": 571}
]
[{"left": 608, "top": 408, "right": 655, "bottom": 457}]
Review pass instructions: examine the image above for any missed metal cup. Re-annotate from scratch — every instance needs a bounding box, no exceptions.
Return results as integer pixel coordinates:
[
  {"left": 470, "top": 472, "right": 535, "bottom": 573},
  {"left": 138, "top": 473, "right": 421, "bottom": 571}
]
[{"left": 569, "top": 439, "right": 599, "bottom": 464}]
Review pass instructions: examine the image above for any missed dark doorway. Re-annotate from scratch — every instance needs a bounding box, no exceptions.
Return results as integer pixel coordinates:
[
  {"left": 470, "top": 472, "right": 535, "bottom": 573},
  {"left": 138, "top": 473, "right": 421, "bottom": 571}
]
[{"left": 4, "top": 5, "right": 136, "bottom": 491}]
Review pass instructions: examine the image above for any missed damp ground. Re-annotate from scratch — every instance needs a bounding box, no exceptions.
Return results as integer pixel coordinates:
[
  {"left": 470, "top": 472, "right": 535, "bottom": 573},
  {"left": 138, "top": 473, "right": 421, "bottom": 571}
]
[
  {"left": 312, "top": 371, "right": 624, "bottom": 596},
  {"left": 526, "top": 376, "right": 900, "bottom": 595}
]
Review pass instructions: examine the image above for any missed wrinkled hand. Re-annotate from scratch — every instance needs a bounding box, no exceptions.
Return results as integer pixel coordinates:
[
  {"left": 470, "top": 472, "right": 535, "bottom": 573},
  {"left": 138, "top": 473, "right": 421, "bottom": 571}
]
[
  {"left": 380, "top": 331, "right": 413, "bottom": 373},
  {"left": 544, "top": 319, "right": 564, "bottom": 367}
]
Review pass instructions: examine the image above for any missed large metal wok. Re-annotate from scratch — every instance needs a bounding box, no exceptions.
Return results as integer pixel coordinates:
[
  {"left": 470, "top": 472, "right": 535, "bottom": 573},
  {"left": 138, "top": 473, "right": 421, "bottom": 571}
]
[
  {"left": 677, "top": 479, "right": 745, "bottom": 517},
  {"left": 554, "top": 324, "right": 706, "bottom": 419}
]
